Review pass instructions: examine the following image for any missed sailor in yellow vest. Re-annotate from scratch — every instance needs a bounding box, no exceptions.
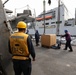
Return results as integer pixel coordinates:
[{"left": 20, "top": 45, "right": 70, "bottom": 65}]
[{"left": 8, "top": 21, "right": 36, "bottom": 75}]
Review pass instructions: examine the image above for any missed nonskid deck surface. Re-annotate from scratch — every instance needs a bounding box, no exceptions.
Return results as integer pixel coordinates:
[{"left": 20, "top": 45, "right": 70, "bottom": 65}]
[{"left": 5, "top": 41, "right": 76, "bottom": 75}]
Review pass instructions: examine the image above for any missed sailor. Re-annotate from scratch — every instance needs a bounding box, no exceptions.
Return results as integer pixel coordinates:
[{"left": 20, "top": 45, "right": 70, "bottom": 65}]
[
  {"left": 61, "top": 30, "right": 73, "bottom": 52},
  {"left": 8, "top": 21, "right": 36, "bottom": 75},
  {"left": 35, "top": 30, "right": 40, "bottom": 46}
]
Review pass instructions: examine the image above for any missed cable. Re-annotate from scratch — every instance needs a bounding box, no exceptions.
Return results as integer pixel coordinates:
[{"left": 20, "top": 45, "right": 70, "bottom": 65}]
[
  {"left": 56, "top": 0, "right": 74, "bottom": 18},
  {"left": 61, "top": 0, "right": 74, "bottom": 18},
  {"left": 15, "top": 5, "right": 27, "bottom": 10}
]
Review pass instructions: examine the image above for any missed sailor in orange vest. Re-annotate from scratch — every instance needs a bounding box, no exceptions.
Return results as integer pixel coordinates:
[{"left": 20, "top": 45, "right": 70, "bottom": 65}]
[{"left": 8, "top": 21, "right": 36, "bottom": 75}]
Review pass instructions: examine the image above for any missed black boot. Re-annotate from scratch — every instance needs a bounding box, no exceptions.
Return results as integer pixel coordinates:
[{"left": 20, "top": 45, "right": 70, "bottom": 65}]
[
  {"left": 63, "top": 48, "right": 67, "bottom": 50},
  {"left": 68, "top": 50, "right": 73, "bottom": 52}
]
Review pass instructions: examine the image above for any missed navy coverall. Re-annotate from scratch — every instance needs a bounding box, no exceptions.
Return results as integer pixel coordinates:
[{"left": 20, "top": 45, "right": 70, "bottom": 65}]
[
  {"left": 62, "top": 33, "right": 73, "bottom": 51},
  {"left": 35, "top": 30, "right": 40, "bottom": 46}
]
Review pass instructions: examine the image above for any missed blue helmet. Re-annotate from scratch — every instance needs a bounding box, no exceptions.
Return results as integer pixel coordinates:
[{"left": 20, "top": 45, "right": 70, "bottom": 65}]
[
  {"left": 64, "top": 30, "right": 68, "bottom": 33},
  {"left": 36, "top": 30, "right": 38, "bottom": 33}
]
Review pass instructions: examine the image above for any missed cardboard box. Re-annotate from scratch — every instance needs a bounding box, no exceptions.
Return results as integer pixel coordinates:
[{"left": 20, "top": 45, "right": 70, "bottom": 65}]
[{"left": 41, "top": 34, "right": 56, "bottom": 47}]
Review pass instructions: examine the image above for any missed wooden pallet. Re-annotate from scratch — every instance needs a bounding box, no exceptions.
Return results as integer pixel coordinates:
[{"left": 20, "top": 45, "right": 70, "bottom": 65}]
[
  {"left": 41, "top": 45, "right": 52, "bottom": 48},
  {"left": 41, "top": 44, "right": 56, "bottom": 48}
]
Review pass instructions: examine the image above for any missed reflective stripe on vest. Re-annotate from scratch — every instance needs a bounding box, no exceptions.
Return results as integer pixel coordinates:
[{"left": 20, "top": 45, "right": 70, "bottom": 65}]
[
  {"left": 10, "top": 32, "right": 29, "bottom": 60},
  {"left": 11, "top": 36, "right": 24, "bottom": 39},
  {"left": 12, "top": 56, "right": 29, "bottom": 60}
]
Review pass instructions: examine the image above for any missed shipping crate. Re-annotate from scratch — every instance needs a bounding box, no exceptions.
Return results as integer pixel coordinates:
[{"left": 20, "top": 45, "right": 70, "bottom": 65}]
[{"left": 41, "top": 34, "right": 56, "bottom": 47}]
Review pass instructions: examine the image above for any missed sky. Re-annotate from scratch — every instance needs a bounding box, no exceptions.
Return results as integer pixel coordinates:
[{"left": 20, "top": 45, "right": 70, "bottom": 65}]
[{"left": 2, "top": 0, "right": 76, "bottom": 18}]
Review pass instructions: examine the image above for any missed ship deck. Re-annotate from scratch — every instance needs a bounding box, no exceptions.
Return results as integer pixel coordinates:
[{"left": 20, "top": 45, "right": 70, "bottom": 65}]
[{"left": 5, "top": 41, "right": 76, "bottom": 75}]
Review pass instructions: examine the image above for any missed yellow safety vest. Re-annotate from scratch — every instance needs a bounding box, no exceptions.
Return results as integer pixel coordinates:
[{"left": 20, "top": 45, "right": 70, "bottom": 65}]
[{"left": 10, "top": 32, "right": 30, "bottom": 60}]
